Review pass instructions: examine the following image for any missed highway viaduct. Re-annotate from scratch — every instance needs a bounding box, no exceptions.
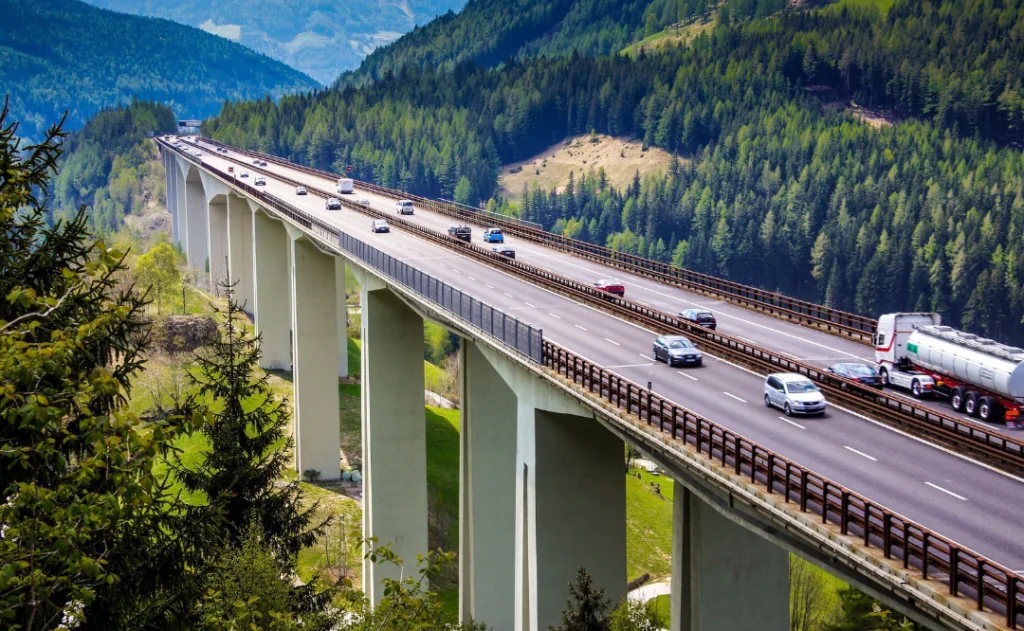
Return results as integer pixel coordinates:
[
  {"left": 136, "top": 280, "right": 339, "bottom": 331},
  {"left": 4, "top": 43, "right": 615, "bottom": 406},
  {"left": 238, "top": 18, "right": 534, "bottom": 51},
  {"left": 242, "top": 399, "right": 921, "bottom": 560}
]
[{"left": 160, "top": 137, "right": 1024, "bottom": 631}]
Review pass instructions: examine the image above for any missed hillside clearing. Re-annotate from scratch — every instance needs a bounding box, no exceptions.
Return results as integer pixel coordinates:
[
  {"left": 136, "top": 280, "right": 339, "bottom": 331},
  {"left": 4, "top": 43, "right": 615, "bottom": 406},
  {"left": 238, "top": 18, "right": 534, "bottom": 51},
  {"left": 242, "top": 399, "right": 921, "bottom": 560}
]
[
  {"left": 621, "top": 16, "right": 716, "bottom": 57},
  {"left": 498, "top": 135, "right": 677, "bottom": 200}
]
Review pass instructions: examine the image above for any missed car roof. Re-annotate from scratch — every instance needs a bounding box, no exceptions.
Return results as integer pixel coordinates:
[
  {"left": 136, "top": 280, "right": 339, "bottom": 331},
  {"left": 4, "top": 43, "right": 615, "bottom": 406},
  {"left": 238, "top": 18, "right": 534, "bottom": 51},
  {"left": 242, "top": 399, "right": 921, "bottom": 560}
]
[
  {"left": 657, "top": 335, "right": 692, "bottom": 343},
  {"left": 770, "top": 372, "right": 812, "bottom": 383}
]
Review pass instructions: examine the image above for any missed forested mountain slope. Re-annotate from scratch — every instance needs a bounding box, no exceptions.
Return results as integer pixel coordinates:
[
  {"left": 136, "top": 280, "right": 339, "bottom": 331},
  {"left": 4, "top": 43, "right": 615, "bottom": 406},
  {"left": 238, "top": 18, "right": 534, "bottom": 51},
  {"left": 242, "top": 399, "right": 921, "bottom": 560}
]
[
  {"left": 82, "top": 0, "right": 467, "bottom": 84},
  {"left": 207, "top": 0, "right": 1024, "bottom": 341},
  {"left": 0, "top": 0, "right": 317, "bottom": 139},
  {"left": 52, "top": 101, "right": 177, "bottom": 235}
]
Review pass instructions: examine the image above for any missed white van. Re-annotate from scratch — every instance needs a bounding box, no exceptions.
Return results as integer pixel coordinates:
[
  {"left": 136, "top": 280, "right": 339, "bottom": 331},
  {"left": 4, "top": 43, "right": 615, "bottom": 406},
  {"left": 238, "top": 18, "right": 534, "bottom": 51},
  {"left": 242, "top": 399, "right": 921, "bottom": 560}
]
[
  {"left": 337, "top": 178, "right": 354, "bottom": 194},
  {"left": 396, "top": 200, "right": 414, "bottom": 215}
]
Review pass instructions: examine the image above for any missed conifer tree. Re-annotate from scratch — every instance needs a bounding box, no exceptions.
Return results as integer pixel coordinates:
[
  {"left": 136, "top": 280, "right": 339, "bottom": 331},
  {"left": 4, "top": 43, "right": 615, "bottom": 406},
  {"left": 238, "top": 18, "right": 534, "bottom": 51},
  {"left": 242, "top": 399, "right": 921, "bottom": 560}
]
[
  {"left": 552, "top": 568, "right": 611, "bottom": 631},
  {"left": 174, "top": 290, "right": 325, "bottom": 560}
]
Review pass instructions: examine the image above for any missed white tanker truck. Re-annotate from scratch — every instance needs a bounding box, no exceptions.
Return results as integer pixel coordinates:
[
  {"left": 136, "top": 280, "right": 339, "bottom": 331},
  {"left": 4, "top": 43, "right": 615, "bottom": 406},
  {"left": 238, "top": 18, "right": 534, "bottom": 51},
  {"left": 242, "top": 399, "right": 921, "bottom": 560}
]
[{"left": 875, "top": 313, "right": 1024, "bottom": 426}]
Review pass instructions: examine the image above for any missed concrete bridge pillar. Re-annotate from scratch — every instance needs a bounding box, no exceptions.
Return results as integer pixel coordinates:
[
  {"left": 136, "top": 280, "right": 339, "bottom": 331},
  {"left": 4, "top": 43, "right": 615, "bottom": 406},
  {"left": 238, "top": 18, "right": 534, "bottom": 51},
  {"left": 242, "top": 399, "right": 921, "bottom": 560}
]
[
  {"left": 670, "top": 488, "right": 789, "bottom": 631},
  {"left": 461, "top": 344, "right": 626, "bottom": 631},
  {"left": 184, "top": 168, "right": 208, "bottom": 270},
  {"left": 460, "top": 341, "right": 518, "bottom": 629},
  {"left": 165, "top": 154, "right": 178, "bottom": 245},
  {"left": 208, "top": 197, "right": 228, "bottom": 290},
  {"left": 251, "top": 206, "right": 291, "bottom": 371},
  {"left": 335, "top": 258, "right": 348, "bottom": 378},
  {"left": 287, "top": 230, "right": 342, "bottom": 481},
  {"left": 227, "top": 194, "right": 254, "bottom": 314},
  {"left": 360, "top": 284, "right": 427, "bottom": 606},
  {"left": 174, "top": 160, "right": 187, "bottom": 252}
]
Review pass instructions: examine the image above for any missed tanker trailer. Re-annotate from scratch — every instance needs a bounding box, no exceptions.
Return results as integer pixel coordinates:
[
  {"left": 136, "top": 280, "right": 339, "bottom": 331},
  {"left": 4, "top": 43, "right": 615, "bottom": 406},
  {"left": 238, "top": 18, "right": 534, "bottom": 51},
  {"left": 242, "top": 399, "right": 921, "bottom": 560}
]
[{"left": 875, "top": 312, "right": 1024, "bottom": 426}]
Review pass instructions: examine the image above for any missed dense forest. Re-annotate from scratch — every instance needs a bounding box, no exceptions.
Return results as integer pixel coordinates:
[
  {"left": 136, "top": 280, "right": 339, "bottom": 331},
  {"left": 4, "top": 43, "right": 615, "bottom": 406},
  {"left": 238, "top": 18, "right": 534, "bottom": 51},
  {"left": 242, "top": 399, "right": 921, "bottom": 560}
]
[
  {"left": 206, "top": 0, "right": 1024, "bottom": 341},
  {"left": 0, "top": 0, "right": 317, "bottom": 140},
  {"left": 52, "top": 101, "right": 176, "bottom": 234}
]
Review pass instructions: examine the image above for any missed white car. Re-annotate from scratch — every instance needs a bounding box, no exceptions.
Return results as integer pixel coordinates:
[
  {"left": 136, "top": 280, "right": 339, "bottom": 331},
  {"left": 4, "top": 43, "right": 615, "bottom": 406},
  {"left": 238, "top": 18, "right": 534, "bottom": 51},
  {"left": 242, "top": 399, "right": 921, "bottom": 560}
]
[
  {"left": 326, "top": 197, "right": 342, "bottom": 210},
  {"left": 396, "top": 200, "right": 414, "bottom": 215},
  {"left": 296, "top": 186, "right": 308, "bottom": 195},
  {"left": 359, "top": 198, "right": 371, "bottom": 207},
  {"left": 254, "top": 176, "right": 266, "bottom": 186},
  {"left": 764, "top": 373, "right": 827, "bottom": 416},
  {"left": 371, "top": 219, "right": 390, "bottom": 233}
]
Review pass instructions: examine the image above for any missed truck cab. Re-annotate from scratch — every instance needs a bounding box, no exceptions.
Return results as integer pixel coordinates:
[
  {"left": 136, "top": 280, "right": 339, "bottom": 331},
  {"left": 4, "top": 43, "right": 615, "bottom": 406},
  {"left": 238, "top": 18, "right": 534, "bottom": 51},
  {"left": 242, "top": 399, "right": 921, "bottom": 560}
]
[{"left": 875, "top": 312, "right": 941, "bottom": 397}]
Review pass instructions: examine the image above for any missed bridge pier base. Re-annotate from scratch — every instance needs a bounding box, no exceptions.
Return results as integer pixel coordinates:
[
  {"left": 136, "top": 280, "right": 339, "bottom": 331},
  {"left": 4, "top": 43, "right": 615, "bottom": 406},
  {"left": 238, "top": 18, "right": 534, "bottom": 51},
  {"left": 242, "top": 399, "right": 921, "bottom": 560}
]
[
  {"left": 227, "top": 194, "right": 254, "bottom": 315},
  {"left": 252, "top": 207, "right": 291, "bottom": 371},
  {"left": 361, "top": 285, "right": 427, "bottom": 606},
  {"left": 670, "top": 488, "right": 789, "bottom": 631},
  {"left": 208, "top": 197, "right": 228, "bottom": 290},
  {"left": 288, "top": 231, "right": 342, "bottom": 480}
]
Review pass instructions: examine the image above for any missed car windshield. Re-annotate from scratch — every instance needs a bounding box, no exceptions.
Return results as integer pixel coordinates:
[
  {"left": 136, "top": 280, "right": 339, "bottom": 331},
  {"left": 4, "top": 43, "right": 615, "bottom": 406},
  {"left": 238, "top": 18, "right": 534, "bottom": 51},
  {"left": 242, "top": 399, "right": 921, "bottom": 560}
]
[
  {"left": 847, "top": 364, "right": 877, "bottom": 377},
  {"left": 668, "top": 340, "right": 693, "bottom": 349},
  {"left": 786, "top": 381, "right": 818, "bottom": 393}
]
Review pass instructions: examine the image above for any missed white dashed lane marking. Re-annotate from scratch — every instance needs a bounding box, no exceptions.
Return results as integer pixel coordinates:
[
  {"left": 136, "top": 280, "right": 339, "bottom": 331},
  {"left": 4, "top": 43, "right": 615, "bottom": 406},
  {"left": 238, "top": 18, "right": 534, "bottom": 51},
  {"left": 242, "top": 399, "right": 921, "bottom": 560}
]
[
  {"left": 844, "top": 446, "right": 878, "bottom": 462},
  {"left": 925, "top": 482, "right": 967, "bottom": 501}
]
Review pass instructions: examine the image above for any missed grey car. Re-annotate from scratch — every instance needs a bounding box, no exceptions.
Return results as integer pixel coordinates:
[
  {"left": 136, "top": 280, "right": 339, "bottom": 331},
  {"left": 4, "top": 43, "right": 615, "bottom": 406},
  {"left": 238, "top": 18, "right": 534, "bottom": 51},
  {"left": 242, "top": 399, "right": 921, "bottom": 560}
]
[
  {"left": 764, "top": 373, "right": 827, "bottom": 416},
  {"left": 652, "top": 335, "right": 703, "bottom": 367}
]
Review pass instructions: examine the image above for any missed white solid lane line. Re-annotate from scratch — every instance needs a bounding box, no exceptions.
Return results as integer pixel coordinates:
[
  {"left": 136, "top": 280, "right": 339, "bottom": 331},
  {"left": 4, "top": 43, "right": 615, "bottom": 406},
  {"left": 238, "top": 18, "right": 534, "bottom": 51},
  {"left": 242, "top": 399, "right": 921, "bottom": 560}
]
[
  {"left": 843, "top": 446, "right": 878, "bottom": 462},
  {"left": 575, "top": 324, "right": 588, "bottom": 331},
  {"left": 777, "top": 416, "right": 806, "bottom": 429},
  {"left": 677, "top": 371, "right": 699, "bottom": 381},
  {"left": 925, "top": 482, "right": 968, "bottom": 501},
  {"left": 549, "top": 313, "right": 561, "bottom": 319},
  {"left": 723, "top": 392, "right": 747, "bottom": 404},
  {"left": 604, "top": 338, "right": 620, "bottom": 346}
]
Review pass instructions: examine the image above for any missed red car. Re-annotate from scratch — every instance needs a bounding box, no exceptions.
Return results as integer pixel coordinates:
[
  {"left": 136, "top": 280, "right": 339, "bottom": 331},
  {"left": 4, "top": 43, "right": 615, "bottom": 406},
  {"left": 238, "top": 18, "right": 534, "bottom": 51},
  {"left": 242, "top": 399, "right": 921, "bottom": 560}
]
[{"left": 593, "top": 279, "right": 625, "bottom": 297}]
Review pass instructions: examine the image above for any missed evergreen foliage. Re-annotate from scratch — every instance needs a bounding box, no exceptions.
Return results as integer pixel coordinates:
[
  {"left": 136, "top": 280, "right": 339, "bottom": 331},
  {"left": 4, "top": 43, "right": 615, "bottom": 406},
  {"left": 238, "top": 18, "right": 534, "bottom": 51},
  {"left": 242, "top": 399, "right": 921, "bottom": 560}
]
[
  {"left": 551, "top": 568, "right": 612, "bottom": 631},
  {"left": 0, "top": 0, "right": 317, "bottom": 140},
  {"left": 174, "top": 291, "right": 325, "bottom": 563},
  {"left": 207, "top": 0, "right": 1024, "bottom": 340},
  {"left": 0, "top": 102, "right": 213, "bottom": 631},
  {"left": 52, "top": 100, "right": 176, "bottom": 233}
]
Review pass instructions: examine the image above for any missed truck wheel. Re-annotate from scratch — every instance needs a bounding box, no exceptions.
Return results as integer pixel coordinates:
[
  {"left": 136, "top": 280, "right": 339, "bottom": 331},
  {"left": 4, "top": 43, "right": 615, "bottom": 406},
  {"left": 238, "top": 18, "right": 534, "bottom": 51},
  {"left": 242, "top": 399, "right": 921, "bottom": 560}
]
[
  {"left": 965, "top": 391, "right": 980, "bottom": 417},
  {"left": 911, "top": 380, "right": 924, "bottom": 399},
  {"left": 950, "top": 387, "right": 966, "bottom": 413},
  {"left": 879, "top": 367, "right": 890, "bottom": 386},
  {"left": 978, "top": 397, "right": 1002, "bottom": 423}
]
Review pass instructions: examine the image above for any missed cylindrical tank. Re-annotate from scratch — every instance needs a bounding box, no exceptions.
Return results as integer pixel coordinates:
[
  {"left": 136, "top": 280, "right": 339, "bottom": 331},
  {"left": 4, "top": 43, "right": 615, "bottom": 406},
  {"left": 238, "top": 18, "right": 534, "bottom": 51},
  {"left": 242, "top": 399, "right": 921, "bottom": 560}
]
[{"left": 907, "top": 326, "right": 1024, "bottom": 402}]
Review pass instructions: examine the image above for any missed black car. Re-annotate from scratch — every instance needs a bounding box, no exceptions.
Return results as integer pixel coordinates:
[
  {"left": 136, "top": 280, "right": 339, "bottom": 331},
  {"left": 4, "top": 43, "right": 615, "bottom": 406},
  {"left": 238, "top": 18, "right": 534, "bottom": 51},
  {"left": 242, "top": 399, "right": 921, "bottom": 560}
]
[
  {"left": 448, "top": 225, "right": 472, "bottom": 242},
  {"left": 679, "top": 309, "right": 717, "bottom": 330},
  {"left": 652, "top": 335, "right": 703, "bottom": 367},
  {"left": 493, "top": 246, "right": 515, "bottom": 259},
  {"left": 828, "top": 363, "right": 884, "bottom": 389}
]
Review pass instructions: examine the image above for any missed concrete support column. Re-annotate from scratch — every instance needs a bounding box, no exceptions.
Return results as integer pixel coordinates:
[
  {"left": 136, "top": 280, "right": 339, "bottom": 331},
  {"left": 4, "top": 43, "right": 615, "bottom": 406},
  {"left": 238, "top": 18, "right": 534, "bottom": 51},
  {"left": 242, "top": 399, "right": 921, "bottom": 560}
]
[
  {"left": 208, "top": 198, "right": 228, "bottom": 290},
  {"left": 335, "top": 258, "right": 348, "bottom": 378},
  {"left": 361, "top": 286, "right": 426, "bottom": 606},
  {"left": 252, "top": 208, "right": 291, "bottom": 370},
  {"left": 166, "top": 155, "right": 178, "bottom": 245},
  {"left": 670, "top": 488, "right": 789, "bottom": 631},
  {"left": 289, "top": 231, "right": 341, "bottom": 480},
  {"left": 175, "top": 162, "right": 187, "bottom": 251},
  {"left": 518, "top": 407, "right": 626, "bottom": 631},
  {"left": 184, "top": 171, "right": 208, "bottom": 270},
  {"left": 227, "top": 194, "right": 255, "bottom": 314},
  {"left": 460, "top": 341, "right": 518, "bottom": 630}
]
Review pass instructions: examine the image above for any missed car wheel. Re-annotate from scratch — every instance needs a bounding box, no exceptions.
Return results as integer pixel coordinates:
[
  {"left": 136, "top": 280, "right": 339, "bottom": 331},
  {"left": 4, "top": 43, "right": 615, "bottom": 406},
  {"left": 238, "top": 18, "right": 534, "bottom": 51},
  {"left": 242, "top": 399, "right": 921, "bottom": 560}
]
[
  {"left": 784, "top": 402, "right": 793, "bottom": 416},
  {"left": 950, "top": 387, "right": 966, "bottom": 412},
  {"left": 764, "top": 394, "right": 772, "bottom": 408},
  {"left": 911, "top": 379, "right": 923, "bottom": 398},
  {"left": 879, "top": 367, "right": 890, "bottom": 386}
]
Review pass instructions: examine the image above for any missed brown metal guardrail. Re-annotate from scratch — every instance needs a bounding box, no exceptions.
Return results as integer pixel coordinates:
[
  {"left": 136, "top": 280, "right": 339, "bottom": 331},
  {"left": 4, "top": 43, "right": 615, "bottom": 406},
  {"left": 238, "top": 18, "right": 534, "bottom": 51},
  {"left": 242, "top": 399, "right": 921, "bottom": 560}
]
[
  {"left": 543, "top": 339, "right": 1024, "bottom": 629},
  {"left": 165, "top": 137, "right": 1024, "bottom": 476},
  {"left": 191, "top": 136, "right": 878, "bottom": 343},
  {"left": 165, "top": 139, "right": 1024, "bottom": 628}
]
